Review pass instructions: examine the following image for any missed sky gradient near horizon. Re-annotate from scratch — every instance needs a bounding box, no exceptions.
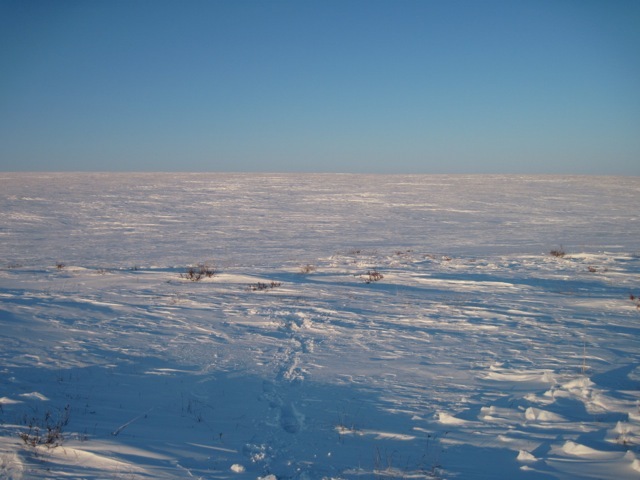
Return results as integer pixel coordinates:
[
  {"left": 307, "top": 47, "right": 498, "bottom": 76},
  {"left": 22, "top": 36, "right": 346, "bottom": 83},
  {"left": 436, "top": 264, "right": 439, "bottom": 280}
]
[{"left": 1, "top": 0, "right": 639, "bottom": 174}]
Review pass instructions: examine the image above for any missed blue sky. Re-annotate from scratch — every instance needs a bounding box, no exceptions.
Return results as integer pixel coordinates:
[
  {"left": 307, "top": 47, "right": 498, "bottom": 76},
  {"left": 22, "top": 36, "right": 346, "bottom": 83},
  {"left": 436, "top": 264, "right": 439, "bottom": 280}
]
[{"left": 1, "top": 0, "right": 639, "bottom": 174}]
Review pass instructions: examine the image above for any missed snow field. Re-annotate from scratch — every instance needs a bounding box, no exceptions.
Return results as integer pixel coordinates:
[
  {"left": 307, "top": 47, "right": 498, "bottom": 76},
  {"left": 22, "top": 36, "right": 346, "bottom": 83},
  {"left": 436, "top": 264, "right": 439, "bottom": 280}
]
[{"left": 1, "top": 173, "right": 639, "bottom": 479}]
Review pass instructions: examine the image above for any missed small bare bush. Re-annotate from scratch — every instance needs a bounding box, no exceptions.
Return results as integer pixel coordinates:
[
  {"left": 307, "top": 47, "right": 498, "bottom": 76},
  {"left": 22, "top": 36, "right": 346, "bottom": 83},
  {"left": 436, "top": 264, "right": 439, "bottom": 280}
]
[
  {"left": 180, "top": 263, "right": 215, "bottom": 281},
  {"left": 19, "top": 405, "right": 70, "bottom": 449},
  {"left": 300, "top": 264, "right": 316, "bottom": 274},
  {"left": 550, "top": 246, "right": 566, "bottom": 258},
  {"left": 248, "top": 281, "right": 282, "bottom": 291},
  {"left": 363, "top": 270, "right": 384, "bottom": 284},
  {"left": 55, "top": 262, "right": 66, "bottom": 270}
]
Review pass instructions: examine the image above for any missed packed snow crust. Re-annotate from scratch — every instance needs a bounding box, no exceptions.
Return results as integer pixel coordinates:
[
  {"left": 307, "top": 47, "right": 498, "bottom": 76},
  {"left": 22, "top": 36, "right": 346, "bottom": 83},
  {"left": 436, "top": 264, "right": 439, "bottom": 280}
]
[{"left": 1, "top": 173, "right": 639, "bottom": 479}]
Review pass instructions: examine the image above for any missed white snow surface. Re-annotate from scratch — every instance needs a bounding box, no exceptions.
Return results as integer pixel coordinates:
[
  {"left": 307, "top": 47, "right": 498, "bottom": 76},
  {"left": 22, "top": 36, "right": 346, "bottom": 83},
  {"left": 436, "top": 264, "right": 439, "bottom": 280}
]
[{"left": 1, "top": 173, "right": 639, "bottom": 479}]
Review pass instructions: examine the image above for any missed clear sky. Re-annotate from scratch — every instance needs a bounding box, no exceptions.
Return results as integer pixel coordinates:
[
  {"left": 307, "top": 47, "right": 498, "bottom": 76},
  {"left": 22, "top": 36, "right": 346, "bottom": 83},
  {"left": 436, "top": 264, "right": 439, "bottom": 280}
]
[{"left": 1, "top": 0, "right": 639, "bottom": 174}]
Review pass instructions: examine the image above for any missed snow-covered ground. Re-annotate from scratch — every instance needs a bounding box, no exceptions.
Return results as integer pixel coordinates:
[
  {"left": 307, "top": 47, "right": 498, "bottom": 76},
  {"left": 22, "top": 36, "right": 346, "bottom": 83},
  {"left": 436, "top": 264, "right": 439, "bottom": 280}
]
[{"left": 1, "top": 173, "right": 639, "bottom": 479}]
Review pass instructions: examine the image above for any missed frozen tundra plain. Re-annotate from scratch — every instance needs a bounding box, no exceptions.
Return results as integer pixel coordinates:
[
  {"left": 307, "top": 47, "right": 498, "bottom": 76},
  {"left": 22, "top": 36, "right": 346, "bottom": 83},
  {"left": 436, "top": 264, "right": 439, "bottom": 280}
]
[{"left": 1, "top": 173, "right": 639, "bottom": 479}]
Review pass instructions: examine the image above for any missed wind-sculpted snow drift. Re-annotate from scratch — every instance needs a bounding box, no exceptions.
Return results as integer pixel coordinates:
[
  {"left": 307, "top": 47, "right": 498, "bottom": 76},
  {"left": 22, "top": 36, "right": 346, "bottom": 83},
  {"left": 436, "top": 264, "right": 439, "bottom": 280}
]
[{"left": 1, "top": 173, "right": 639, "bottom": 479}]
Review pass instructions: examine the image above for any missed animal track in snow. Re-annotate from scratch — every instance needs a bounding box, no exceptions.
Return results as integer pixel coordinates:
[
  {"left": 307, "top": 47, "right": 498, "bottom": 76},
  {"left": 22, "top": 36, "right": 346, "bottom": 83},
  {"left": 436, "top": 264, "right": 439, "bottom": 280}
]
[{"left": 279, "top": 402, "right": 303, "bottom": 434}]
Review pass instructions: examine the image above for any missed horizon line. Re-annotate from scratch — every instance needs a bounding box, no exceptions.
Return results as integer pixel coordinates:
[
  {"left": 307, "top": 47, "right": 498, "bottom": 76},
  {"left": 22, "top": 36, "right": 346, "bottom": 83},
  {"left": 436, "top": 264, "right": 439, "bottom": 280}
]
[{"left": 1, "top": 170, "right": 638, "bottom": 178}]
